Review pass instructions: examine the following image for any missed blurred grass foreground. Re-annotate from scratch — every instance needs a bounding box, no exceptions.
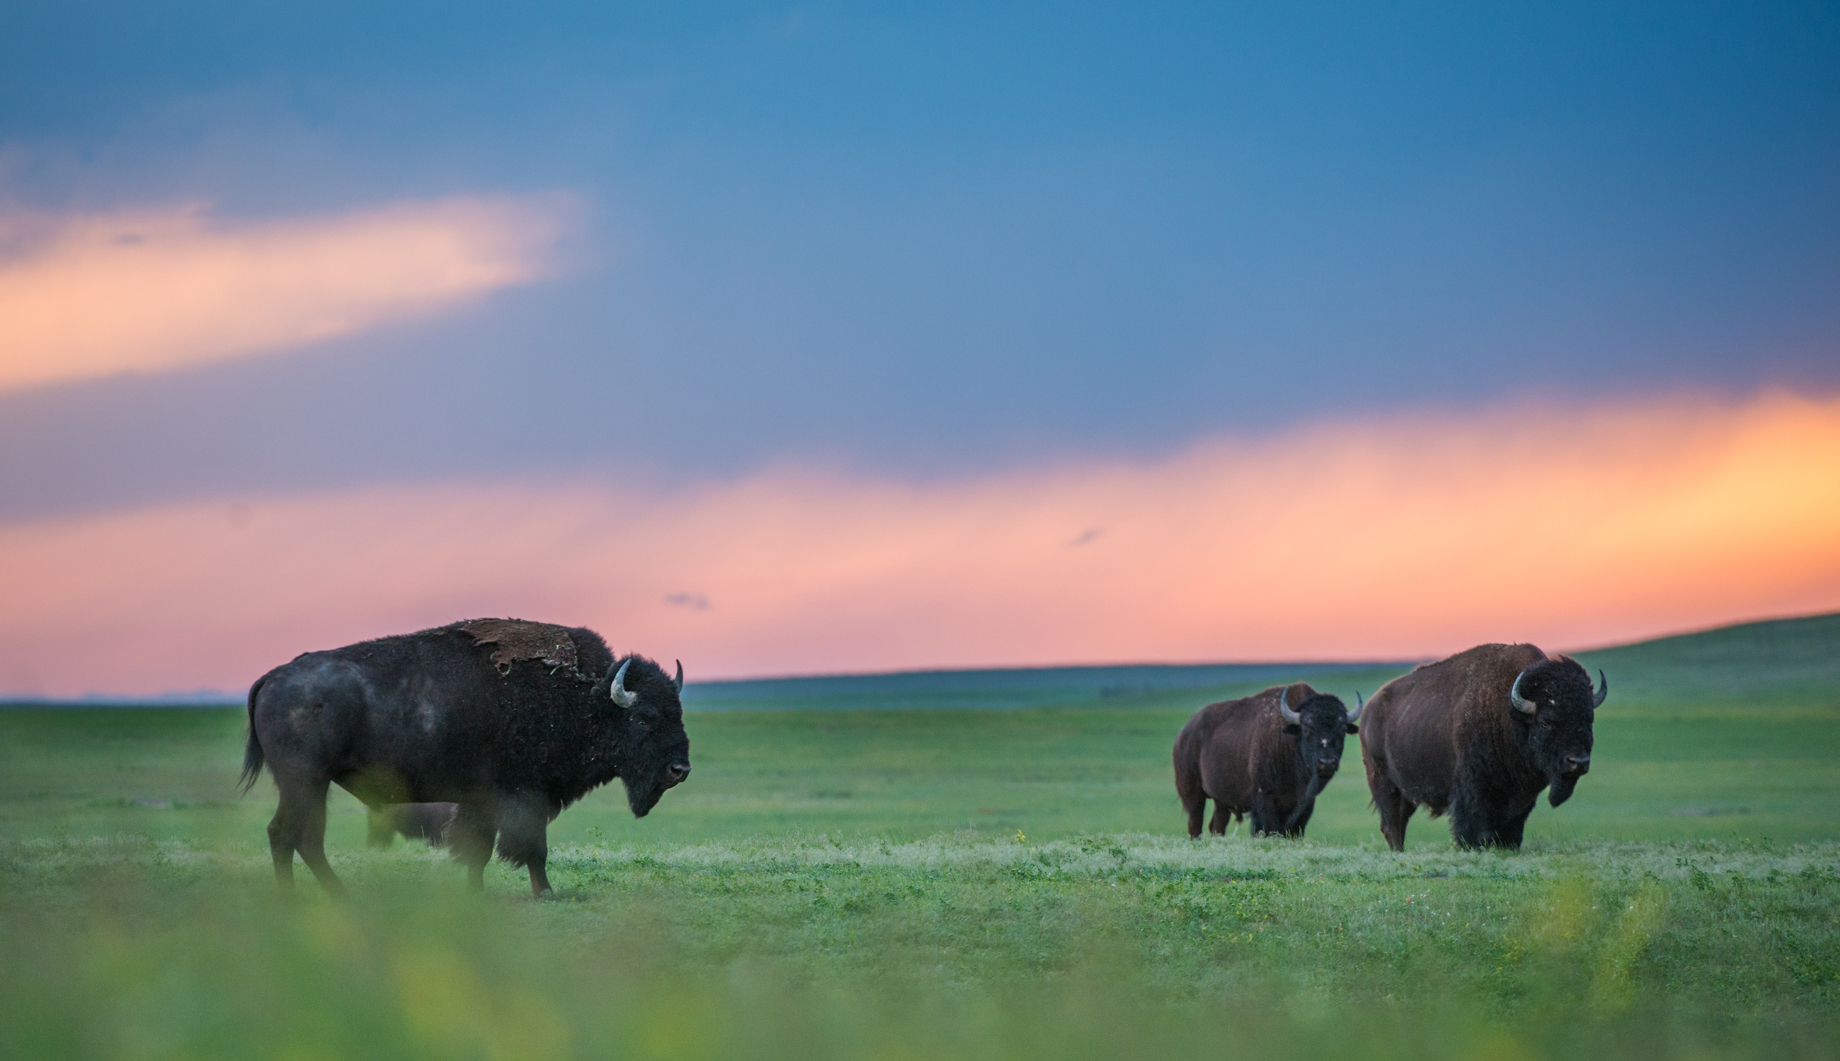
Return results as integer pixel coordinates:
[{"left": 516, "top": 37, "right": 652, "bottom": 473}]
[{"left": 3, "top": 613, "right": 1840, "bottom": 1059}]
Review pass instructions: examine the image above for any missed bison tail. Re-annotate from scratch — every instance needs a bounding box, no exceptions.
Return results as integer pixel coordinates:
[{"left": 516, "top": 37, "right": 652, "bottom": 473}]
[{"left": 237, "top": 676, "right": 268, "bottom": 795}]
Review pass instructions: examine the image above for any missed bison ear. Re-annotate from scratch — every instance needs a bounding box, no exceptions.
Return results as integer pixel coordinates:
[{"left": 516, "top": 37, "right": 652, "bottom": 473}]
[
  {"left": 1345, "top": 723, "right": 1359, "bottom": 735},
  {"left": 1283, "top": 723, "right": 1302, "bottom": 735}
]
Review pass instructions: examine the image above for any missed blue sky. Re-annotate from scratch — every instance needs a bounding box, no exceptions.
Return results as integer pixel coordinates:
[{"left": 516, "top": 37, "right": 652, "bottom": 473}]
[{"left": 3, "top": 1, "right": 1837, "bottom": 520}]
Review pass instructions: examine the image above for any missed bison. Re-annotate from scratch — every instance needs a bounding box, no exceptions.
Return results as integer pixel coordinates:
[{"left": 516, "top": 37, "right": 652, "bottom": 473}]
[
  {"left": 1173, "top": 682, "right": 1362, "bottom": 838},
  {"left": 240, "top": 619, "right": 692, "bottom": 896},
  {"left": 1359, "top": 643, "right": 1605, "bottom": 850}
]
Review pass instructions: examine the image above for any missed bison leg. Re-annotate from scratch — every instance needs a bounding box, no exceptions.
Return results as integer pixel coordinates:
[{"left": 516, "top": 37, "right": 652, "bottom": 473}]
[
  {"left": 1365, "top": 757, "right": 1415, "bottom": 851},
  {"left": 293, "top": 799, "right": 344, "bottom": 896},
  {"left": 496, "top": 792, "right": 555, "bottom": 897},
  {"left": 1175, "top": 754, "right": 1208, "bottom": 838},
  {"left": 1453, "top": 795, "right": 1532, "bottom": 850},
  {"left": 1451, "top": 814, "right": 1488, "bottom": 848},
  {"left": 270, "top": 774, "right": 345, "bottom": 897},
  {"left": 1180, "top": 788, "right": 1208, "bottom": 839},
  {"left": 1250, "top": 791, "right": 1282, "bottom": 837},
  {"left": 1496, "top": 805, "right": 1533, "bottom": 849},
  {"left": 1207, "top": 802, "right": 1233, "bottom": 836},
  {"left": 449, "top": 803, "right": 498, "bottom": 890},
  {"left": 1385, "top": 801, "right": 1417, "bottom": 851},
  {"left": 1450, "top": 787, "right": 1508, "bottom": 849},
  {"left": 1283, "top": 799, "right": 1315, "bottom": 837},
  {"left": 266, "top": 809, "right": 297, "bottom": 890}
]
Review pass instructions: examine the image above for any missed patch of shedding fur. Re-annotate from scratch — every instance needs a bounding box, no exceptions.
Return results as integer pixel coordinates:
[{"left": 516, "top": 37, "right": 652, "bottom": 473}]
[{"left": 458, "top": 618, "right": 582, "bottom": 677}]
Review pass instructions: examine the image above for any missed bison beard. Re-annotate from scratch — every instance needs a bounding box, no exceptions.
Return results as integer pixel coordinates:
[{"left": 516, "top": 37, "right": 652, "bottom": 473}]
[
  {"left": 1547, "top": 772, "right": 1583, "bottom": 808},
  {"left": 240, "top": 620, "right": 692, "bottom": 896},
  {"left": 1359, "top": 643, "right": 1603, "bottom": 851}
]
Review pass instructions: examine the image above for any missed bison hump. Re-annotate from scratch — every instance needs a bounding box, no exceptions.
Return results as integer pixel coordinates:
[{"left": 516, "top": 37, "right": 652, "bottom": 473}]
[{"left": 459, "top": 619, "right": 583, "bottom": 678}]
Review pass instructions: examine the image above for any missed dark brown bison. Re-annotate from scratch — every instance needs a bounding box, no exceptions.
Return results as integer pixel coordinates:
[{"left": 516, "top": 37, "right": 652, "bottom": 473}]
[
  {"left": 1359, "top": 643, "right": 1606, "bottom": 850},
  {"left": 240, "top": 619, "right": 692, "bottom": 896},
  {"left": 366, "top": 802, "right": 459, "bottom": 848},
  {"left": 1173, "top": 682, "right": 1361, "bottom": 838}
]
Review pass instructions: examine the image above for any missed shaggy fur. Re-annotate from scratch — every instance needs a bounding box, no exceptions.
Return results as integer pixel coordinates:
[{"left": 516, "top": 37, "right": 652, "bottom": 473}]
[
  {"left": 1359, "top": 643, "right": 1601, "bottom": 851},
  {"left": 241, "top": 619, "right": 692, "bottom": 896},
  {"left": 1173, "top": 683, "right": 1358, "bottom": 838}
]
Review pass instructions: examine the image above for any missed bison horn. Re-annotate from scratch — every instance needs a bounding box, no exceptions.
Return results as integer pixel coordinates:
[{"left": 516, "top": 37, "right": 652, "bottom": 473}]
[
  {"left": 673, "top": 659, "right": 685, "bottom": 694},
  {"left": 1346, "top": 690, "right": 1364, "bottom": 724},
  {"left": 610, "top": 659, "right": 639, "bottom": 708},
  {"left": 1277, "top": 685, "right": 1301, "bottom": 724},
  {"left": 1509, "top": 669, "right": 1536, "bottom": 714},
  {"left": 1593, "top": 669, "right": 1608, "bottom": 708}
]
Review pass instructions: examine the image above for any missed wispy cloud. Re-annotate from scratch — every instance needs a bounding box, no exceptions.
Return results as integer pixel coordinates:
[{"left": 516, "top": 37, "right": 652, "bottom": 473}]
[
  {"left": 0, "top": 195, "right": 570, "bottom": 392},
  {"left": 0, "top": 391, "right": 1836, "bottom": 697}
]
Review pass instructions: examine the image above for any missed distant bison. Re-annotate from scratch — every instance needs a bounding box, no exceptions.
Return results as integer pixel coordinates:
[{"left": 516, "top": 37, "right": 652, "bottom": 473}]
[
  {"left": 1173, "top": 682, "right": 1361, "bottom": 838},
  {"left": 240, "top": 619, "right": 692, "bottom": 896},
  {"left": 366, "top": 802, "right": 459, "bottom": 848},
  {"left": 1359, "top": 643, "right": 1605, "bottom": 850}
]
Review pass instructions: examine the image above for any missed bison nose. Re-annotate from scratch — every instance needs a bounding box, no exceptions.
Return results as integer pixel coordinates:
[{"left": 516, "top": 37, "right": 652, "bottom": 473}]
[
  {"left": 666, "top": 762, "right": 691, "bottom": 786},
  {"left": 1565, "top": 754, "right": 1591, "bottom": 773}
]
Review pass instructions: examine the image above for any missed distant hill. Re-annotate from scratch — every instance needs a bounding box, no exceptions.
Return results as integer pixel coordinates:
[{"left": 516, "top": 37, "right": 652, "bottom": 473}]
[
  {"left": 680, "top": 610, "right": 1840, "bottom": 714},
  {"left": 680, "top": 661, "right": 1398, "bottom": 713},
  {"left": 1573, "top": 611, "right": 1840, "bottom": 714}
]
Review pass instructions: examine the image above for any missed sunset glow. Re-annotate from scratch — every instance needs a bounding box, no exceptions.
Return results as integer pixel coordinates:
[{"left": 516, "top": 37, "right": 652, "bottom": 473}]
[
  {"left": 1, "top": 391, "right": 1835, "bottom": 699},
  {"left": 0, "top": 196, "right": 569, "bottom": 392}
]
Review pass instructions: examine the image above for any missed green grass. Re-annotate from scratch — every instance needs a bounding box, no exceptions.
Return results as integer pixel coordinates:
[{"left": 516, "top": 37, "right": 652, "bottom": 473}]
[
  {"left": 5, "top": 833, "right": 1839, "bottom": 1060},
  {"left": 3, "top": 612, "right": 1840, "bottom": 1059}
]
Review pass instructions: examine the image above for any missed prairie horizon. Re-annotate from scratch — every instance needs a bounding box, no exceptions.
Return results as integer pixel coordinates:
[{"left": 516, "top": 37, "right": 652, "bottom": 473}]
[{"left": 8, "top": 607, "right": 1833, "bottom": 710}]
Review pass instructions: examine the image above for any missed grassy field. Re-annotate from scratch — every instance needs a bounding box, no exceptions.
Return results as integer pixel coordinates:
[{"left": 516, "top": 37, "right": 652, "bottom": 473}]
[{"left": 3, "top": 613, "right": 1838, "bottom": 1058}]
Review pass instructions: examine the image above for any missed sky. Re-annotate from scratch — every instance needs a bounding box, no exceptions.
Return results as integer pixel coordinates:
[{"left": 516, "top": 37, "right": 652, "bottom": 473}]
[{"left": 1, "top": 2, "right": 1837, "bottom": 697}]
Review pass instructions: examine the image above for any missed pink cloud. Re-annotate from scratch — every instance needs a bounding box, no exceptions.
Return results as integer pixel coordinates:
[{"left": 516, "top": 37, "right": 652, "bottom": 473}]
[
  {"left": 0, "top": 195, "right": 570, "bottom": 392},
  {"left": 1, "top": 391, "right": 1836, "bottom": 697}
]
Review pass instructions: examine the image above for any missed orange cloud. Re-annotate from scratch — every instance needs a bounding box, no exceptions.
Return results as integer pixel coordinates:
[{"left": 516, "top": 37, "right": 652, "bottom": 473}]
[
  {"left": 0, "top": 195, "right": 569, "bottom": 392},
  {"left": 0, "top": 391, "right": 1836, "bottom": 697}
]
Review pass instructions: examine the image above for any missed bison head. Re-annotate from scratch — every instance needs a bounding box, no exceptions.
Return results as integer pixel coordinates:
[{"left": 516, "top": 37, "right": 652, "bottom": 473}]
[
  {"left": 600, "top": 654, "right": 693, "bottom": 817},
  {"left": 1507, "top": 656, "right": 1605, "bottom": 806},
  {"left": 1279, "top": 689, "right": 1360, "bottom": 783}
]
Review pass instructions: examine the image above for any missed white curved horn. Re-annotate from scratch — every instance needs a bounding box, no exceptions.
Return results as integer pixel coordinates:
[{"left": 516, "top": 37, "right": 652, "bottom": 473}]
[
  {"left": 610, "top": 659, "right": 639, "bottom": 707},
  {"left": 1593, "top": 669, "right": 1608, "bottom": 708},
  {"left": 1347, "top": 690, "right": 1364, "bottom": 724},
  {"left": 673, "top": 659, "right": 685, "bottom": 693},
  {"left": 1276, "top": 685, "right": 1301, "bottom": 724},
  {"left": 1509, "top": 669, "right": 1536, "bottom": 714}
]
